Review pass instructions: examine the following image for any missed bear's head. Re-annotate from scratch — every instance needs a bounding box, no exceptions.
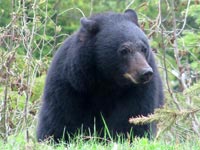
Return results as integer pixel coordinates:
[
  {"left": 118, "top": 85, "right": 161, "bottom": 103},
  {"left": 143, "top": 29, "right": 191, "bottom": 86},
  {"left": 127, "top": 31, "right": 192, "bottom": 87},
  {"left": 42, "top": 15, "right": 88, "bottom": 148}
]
[{"left": 76, "top": 9, "right": 154, "bottom": 90}]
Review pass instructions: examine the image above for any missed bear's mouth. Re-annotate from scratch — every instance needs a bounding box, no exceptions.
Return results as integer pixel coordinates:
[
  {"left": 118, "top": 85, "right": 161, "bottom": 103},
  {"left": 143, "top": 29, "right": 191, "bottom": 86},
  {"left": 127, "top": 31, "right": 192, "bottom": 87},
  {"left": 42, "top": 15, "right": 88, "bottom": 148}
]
[
  {"left": 123, "top": 72, "right": 153, "bottom": 84},
  {"left": 123, "top": 73, "right": 138, "bottom": 84}
]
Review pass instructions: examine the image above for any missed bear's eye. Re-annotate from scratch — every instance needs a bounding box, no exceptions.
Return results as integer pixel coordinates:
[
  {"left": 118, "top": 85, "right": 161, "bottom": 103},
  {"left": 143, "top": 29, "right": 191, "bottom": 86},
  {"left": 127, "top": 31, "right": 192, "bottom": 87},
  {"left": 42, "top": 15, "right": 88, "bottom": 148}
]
[
  {"left": 119, "top": 48, "right": 131, "bottom": 56},
  {"left": 141, "top": 46, "right": 147, "bottom": 53}
]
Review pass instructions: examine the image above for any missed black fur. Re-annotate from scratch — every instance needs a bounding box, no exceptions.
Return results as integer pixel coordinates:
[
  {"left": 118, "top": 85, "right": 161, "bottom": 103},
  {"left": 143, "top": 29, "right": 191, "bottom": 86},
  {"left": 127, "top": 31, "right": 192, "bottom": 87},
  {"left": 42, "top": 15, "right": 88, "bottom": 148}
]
[{"left": 37, "top": 10, "right": 164, "bottom": 142}]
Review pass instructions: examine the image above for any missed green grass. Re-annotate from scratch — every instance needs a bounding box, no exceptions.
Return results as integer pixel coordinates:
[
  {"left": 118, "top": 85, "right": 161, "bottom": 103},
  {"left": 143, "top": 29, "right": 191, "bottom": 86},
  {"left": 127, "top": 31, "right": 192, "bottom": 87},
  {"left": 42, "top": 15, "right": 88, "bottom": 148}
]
[{"left": 1, "top": 132, "right": 200, "bottom": 150}]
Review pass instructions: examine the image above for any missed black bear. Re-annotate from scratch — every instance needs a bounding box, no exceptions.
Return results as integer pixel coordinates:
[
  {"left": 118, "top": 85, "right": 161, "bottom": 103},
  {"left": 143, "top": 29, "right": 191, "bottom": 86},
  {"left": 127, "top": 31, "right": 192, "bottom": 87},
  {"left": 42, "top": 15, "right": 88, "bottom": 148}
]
[{"left": 37, "top": 9, "right": 164, "bottom": 142}]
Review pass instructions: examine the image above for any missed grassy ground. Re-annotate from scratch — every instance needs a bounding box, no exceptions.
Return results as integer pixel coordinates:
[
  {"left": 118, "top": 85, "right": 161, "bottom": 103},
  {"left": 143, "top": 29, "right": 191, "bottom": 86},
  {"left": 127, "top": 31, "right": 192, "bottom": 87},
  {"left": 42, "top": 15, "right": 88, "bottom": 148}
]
[{"left": 1, "top": 131, "right": 200, "bottom": 150}]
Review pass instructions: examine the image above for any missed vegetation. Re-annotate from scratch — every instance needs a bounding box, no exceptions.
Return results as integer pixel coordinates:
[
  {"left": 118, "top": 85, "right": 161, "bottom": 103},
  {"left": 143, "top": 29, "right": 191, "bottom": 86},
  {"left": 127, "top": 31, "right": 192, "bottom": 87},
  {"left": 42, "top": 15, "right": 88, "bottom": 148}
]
[
  {"left": 0, "top": 0, "right": 200, "bottom": 149},
  {"left": 1, "top": 133, "right": 200, "bottom": 150}
]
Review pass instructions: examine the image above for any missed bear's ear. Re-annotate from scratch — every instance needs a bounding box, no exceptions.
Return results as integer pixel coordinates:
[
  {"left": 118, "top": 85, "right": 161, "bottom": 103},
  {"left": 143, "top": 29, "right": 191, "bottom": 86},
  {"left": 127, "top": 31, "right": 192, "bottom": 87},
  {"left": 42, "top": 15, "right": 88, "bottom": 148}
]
[
  {"left": 124, "top": 9, "right": 139, "bottom": 26},
  {"left": 80, "top": 17, "right": 98, "bottom": 33}
]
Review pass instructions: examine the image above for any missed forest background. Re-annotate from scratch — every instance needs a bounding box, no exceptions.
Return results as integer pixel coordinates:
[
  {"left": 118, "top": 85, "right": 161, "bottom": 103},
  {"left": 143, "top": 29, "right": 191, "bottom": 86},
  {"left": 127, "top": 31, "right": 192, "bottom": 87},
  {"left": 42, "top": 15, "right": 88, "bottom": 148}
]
[{"left": 0, "top": 0, "right": 200, "bottom": 149}]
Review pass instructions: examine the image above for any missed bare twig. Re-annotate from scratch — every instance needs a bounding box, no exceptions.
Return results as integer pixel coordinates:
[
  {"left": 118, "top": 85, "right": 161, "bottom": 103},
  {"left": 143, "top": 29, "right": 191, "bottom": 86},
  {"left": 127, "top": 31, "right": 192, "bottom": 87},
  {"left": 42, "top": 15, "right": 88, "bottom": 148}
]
[
  {"left": 2, "top": 61, "right": 9, "bottom": 143},
  {"left": 176, "top": 0, "right": 191, "bottom": 36},
  {"left": 162, "top": 28, "right": 181, "bottom": 111},
  {"left": 22, "top": 0, "right": 37, "bottom": 142},
  {"left": 90, "top": 0, "right": 94, "bottom": 16},
  {"left": 171, "top": 0, "right": 186, "bottom": 91},
  {"left": 58, "top": 8, "right": 85, "bottom": 17},
  {"left": 125, "top": 0, "right": 135, "bottom": 10},
  {"left": 148, "top": 0, "right": 162, "bottom": 38},
  {"left": 22, "top": 0, "right": 29, "bottom": 143},
  {"left": 161, "top": 0, "right": 181, "bottom": 110}
]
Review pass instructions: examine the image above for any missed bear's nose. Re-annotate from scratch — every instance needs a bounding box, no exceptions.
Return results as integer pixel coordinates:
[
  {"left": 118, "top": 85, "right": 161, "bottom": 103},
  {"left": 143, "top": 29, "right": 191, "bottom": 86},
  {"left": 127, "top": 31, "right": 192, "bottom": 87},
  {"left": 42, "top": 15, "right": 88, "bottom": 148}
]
[{"left": 139, "top": 68, "right": 153, "bottom": 83}]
